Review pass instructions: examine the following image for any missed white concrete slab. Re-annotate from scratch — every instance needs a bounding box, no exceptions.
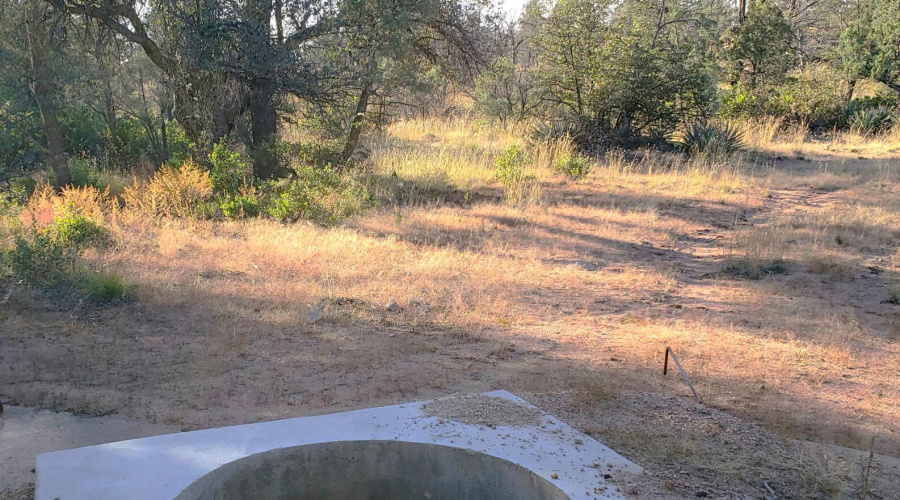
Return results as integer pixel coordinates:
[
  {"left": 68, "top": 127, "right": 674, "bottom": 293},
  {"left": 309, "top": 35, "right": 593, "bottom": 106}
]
[
  {"left": 0, "top": 406, "right": 175, "bottom": 491},
  {"left": 37, "top": 391, "right": 642, "bottom": 500}
]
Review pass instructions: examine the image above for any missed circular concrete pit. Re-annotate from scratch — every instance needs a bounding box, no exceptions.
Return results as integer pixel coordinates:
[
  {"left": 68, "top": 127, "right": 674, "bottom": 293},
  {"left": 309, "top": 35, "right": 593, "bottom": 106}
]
[{"left": 174, "top": 440, "right": 570, "bottom": 500}]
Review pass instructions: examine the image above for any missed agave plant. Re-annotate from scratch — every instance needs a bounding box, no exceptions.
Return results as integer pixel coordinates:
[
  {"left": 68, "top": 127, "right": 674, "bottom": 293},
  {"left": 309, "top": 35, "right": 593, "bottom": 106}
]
[
  {"left": 849, "top": 105, "right": 896, "bottom": 135},
  {"left": 528, "top": 121, "right": 581, "bottom": 143},
  {"left": 678, "top": 123, "right": 745, "bottom": 158}
]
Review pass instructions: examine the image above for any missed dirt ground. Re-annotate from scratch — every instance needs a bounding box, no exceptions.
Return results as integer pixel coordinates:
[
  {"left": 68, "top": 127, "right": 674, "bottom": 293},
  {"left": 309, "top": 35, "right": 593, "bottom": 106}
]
[{"left": 2, "top": 151, "right": 899, "bottom": 498}]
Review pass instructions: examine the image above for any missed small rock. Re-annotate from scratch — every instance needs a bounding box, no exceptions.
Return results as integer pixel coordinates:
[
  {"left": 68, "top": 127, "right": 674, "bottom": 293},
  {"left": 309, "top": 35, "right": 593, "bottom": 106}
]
[
  {"left": 695, "top": 492, "right": 708, "bottom": 498},
  {"left": 306, "top": 308, "right": 323, "bottom": 324},
  {"left": 385, "top": 301, "right": 401, "bottom": 313},
  {"left": 573, "top": 260, "right": 599, "bottom": 271},
  {"left": 603, "top": 473, "right": 612, "bottom": 480},
  {"left": 550, "top": 473, "right": 559, "bottom": 479}
]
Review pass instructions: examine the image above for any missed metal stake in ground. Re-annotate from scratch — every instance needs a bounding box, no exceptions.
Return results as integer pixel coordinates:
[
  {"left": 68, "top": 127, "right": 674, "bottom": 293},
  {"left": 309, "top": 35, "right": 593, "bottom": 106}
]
[{"left": 663, "top": 347, "right": 703, "bottom": 404}]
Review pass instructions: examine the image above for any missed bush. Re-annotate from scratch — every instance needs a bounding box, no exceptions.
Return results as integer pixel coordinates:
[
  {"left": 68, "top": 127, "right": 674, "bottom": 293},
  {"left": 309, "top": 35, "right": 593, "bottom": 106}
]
[
  {"left": 494, "top": 145, "right": 533, "bottom": 186},
  {"left": 264, "top": 165, "right": 371, "bottom": 225},
  {"left": 276, "top": 139, "right": 344, "bottom": 170},
  {"left": 552, "top": 151, "right": 593, "bottom": 179},
  {"left": 67, "top": 157, "right": 102, "bottom": 189},
  {"left": 679, "top": 123, "right": 744, "bottom": 158},
  {"left": 849, "top": 105, "right": 896, "bottom": 135},
  {"left": 5, "top": 230, "right": 73, "bottom": 286},
  {"left": 5, "top": 208, "right": 106, "bottom": 286},
  {"left": 220, "top": 194, "right": 261, "bottom": 219},
  {"left": 49, "top": 208, "right": 109, "bottom": 250},
  {"left": 772, "top": 65, "right": 850, "bottom": 128},
  {"left": 208, "top": 142, "right": 252, "bottom": 195},
  {"left": 529, "top": 122, "right": 582, "bottom": 144},
  {"left": 494, "top": 145, "right": 541, "bottom": 206},
  {"left": 2, "top": 200, "right": 127, "bottom": 302},
  {"left": 719, "top": 66, "right": 850, "bottom": 129},
  {"left": 123, "top": 160, "right": 213, "bottom": 217},
  {"left": 0, "top": 182, "right": 27, "bottom": 217}
]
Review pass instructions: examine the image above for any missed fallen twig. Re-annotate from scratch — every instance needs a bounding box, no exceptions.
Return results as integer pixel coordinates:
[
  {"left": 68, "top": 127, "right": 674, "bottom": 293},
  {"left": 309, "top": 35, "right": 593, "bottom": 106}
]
[
  {"left": 763, "top": 481, "right": 777, "bottom": 500},
  {"left": 663, "top": 347, "right": 703, "bottom": 404}
]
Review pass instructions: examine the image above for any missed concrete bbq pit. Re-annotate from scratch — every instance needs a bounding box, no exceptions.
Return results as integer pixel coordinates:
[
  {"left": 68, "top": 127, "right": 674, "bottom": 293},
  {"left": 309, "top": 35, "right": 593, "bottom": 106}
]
[{"left": 36, "top": 391, "right": 642, "bottom": 500}]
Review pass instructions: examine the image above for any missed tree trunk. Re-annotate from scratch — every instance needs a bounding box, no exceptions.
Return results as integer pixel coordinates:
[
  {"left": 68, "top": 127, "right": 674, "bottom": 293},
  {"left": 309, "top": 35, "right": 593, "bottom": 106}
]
[
  {"left": 99, "top": 54, "right": 119, "bottom": 164},
  {"left": 244, "top": 0, "right": 280, "bottom": 179},
  {"left": 160, "top": 102, "right": 170, "bottom": 166},
  {"left": 845, "top": 79, "right": 857, "bottom": 103},
  {"left": 342, "top": 82, "right": 372, "bottom": 162},
  {"left": 248, "top": 78, "right": 279, "bottom": 179},
  {"left": 25, "top": 1, "right": 69, "bottom": 188}
]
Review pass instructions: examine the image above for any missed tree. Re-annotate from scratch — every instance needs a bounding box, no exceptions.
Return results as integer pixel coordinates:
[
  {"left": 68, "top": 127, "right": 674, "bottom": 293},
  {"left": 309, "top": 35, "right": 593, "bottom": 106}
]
[
  {"left": 0, "top": 0, "right": 45, "bottom": 183},
  {"left": 839, "top": 0, "right": 900, "bottom": 95},
  {"left": 337, "top": 0, "right": 486, "bottom": 160},
  {"left": 25, "top": 0, "right": 70, "bottom": 187},
  {"left": 721, "top": 2, "right": 796, "bottom": 86},
  {"left": 49, "top": 0, "right": 482, "bottom": 177},
  {"left": 534, "top": 0, "right": 718, "bottom": 146},
  {"left": 50, "top": 0, "right": 345, "bottom": 178},
  {"left": 474, "top": 1, "right": 544, "bottom": 122}
]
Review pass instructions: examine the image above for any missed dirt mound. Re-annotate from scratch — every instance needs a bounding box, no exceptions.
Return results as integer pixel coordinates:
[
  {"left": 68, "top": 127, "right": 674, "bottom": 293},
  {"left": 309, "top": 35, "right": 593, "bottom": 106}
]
[{"left": 423, "top": 394, "right": 542, "bottom": 427}]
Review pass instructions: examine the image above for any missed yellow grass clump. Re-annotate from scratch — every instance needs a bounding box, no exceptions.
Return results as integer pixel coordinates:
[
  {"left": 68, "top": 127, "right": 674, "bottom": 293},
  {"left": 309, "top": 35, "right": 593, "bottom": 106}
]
[{"left": 122, "top": 160, "right": 213, "bottom": 218}]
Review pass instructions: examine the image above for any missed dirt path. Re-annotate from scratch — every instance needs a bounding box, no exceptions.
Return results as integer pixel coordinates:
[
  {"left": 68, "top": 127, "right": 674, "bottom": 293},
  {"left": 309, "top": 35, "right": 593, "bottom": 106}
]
[{"left": 674, "top": 187, "right": 827, "bottom": 279}]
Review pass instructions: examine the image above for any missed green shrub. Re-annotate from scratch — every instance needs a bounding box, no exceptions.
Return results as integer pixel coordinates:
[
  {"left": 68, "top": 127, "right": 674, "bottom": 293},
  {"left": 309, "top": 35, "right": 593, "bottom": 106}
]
[
  {"left": 264, "top": 165, "right": 371, "bottom": 225},
  {"left": 5, "top": 230, "right": 73, "bottom": 286},
  {"left": 0, "top": 182, "right": 27, "bottom": 216},
  {"left": 771, "top": 65, "right": 850, "bottom": 128},
  {"left": 193, "top": 200, "right": 221, "bottom": 220},
  {"left": 494, "top": 145, "right": 533, "bottom": 187},
  {"left": 719, "top": 83, "right": 765, "bottom": 119},
  {"left": 112, "top": 115, "right": 153, "bottom": 168},
  {"left": 220, "top": 194, "right": 261, "bottom": 219},
  {"left": 67, "top": 157, "right": 102, "bottom": 189},
  {"left": 494, "top": 145, "right": 541, "bottom": 206},
  {"left": 679, "top": 123, "right": 744, "bottom": 158},
  {"left": 719, "top": 66, "right": 850, "bottom": 128},
  {"left": 553, "top": 151, "right": 593, "bottom": 179},
  {"left": 3, "top": 208, "right": 108, "bottom": 289},
  {"left": 208, "top": 142, "right": 252, "bottom": 194},
  {"left": 276, "top": 139, "right": 344, "bottom": 170},
  {"left": 59, "top": 104, "right": 105, "bottom": 156},
  {"left": 50, "top": 208, "right": 109, "bottom": 250}
]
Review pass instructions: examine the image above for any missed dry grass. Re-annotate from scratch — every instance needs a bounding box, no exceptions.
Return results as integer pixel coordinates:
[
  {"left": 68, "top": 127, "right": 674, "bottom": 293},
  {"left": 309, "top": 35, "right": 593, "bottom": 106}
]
[
  {"left": 733, "top": 116, "right": 900, "bottom": 160},
  {"left": 2, "top": 118, "right": 900, "bottom": 497}
]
